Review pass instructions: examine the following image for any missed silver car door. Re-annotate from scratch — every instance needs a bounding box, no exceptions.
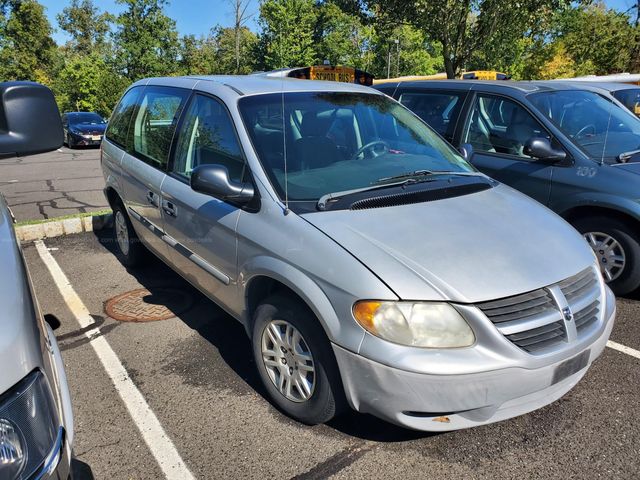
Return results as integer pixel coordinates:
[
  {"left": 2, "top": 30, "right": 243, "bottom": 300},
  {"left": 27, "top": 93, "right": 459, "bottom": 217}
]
[{"left": 160, "top": 93, "right": 247, "bottom": 309}]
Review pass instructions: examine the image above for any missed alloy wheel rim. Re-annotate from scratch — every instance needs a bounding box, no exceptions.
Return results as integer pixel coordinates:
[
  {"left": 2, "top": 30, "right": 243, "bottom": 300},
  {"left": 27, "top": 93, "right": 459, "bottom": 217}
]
[
  {"left": 584, "top": 231, "right": 625, "bottom": 282},
  {"left": 115, "top": 211, "right": 130, "bottom": 256},
  {"left": 261, "top": 319, "right": 316, "bottom": 403}
]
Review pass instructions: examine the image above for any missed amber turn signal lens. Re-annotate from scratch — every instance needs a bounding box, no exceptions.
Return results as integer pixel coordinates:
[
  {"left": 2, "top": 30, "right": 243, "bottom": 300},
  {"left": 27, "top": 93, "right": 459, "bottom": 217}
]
[{"left": 352, "top": 301, "right": 382, "bottom": 332}]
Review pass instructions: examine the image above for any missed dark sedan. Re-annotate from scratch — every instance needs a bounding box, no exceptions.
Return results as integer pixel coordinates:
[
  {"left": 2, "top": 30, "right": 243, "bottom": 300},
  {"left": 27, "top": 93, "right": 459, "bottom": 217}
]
[{"left": 62, "top": 111, "right": 106, "bottom": 148}]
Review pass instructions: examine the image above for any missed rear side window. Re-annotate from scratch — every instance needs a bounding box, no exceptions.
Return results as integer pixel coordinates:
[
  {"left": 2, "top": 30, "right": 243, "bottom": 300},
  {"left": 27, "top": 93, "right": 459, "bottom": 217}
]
[
  {"left": 131, "top": 86, "right": 189, "bottom": 168},
  {"left": 172, "top": 94, "right": 246, "bottom": 182},
  {"left": 105, "top": 86, "right": 142, "bottom": 148},
  {"left": 398, "top": 91, "right": 464, "bottom": 142}
]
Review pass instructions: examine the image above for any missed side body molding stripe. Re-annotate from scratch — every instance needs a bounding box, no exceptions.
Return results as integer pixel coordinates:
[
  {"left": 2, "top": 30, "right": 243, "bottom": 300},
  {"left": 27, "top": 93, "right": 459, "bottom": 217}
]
[{"left": 128, "top": 207, "right": 231, "bottom": 285}]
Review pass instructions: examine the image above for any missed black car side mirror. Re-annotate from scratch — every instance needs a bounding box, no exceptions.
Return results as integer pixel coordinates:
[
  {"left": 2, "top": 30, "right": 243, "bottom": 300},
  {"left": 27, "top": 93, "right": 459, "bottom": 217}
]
[
  {"left": 458, "top": 143, "right": 474, "bottom": 161},
  {"left": 0, "top": 82, "right": 63, "bottom": 158},
  {"left": 191, "top": 164, "right": 255, "bottom": 206},
  {"left": 524, "top": 137, "right": 566, "bottom": 162}
]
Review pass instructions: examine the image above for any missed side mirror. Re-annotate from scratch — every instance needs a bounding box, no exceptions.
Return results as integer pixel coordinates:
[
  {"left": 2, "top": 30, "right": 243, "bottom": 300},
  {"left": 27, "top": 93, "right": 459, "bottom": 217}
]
[
  {"left": 0, "top": 82, "right": 63, "bottom": 158},
  {"left": 523, "top": 137, "right": 566, "bottom": 162},
  {"left": 458, "top": 143, "right": 474, "bottom": 161},
  {"left": 190, "top": 164, "right": 255, "bottom": 205}
]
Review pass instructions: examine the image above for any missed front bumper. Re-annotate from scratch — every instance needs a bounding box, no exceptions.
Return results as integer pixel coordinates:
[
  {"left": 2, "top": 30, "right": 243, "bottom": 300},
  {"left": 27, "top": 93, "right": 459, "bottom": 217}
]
[{"left": 333, "top": 289, "right": 615, "bottom": 432}]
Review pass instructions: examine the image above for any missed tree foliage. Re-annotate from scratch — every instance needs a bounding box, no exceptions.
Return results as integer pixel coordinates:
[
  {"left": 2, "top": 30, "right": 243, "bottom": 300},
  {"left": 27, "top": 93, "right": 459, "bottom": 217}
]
[
  {"left": 368, "top": 0, "right": 572, "bottom": 78},
  {"left": 256, "top": 0, "right": 318, "bottom": 69},
  {"left": 0, "top": 0, "right": 56, "bottom": 82},
  {"left": 113, "top": 0, "right": 180, "bottom": 81},
  {"left": 57, "top": 0, "right": 113, "bottom": 54}
]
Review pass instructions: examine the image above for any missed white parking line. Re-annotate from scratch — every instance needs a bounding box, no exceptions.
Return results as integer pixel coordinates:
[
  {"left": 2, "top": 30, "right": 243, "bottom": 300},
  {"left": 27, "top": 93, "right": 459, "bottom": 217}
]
[
  {"left": 35, "top": 240, "right": 195, "bottom": 480},
  {"left": 607, "top": 340, "right": 640, "bottom": 360}
]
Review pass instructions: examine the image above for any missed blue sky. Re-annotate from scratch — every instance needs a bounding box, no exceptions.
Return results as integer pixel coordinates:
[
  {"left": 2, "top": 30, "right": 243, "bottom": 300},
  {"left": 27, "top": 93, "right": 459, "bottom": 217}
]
[
  {"left": 40, "top": 0, "right": 259, "bottom": 44},
  {"left": 40, "top": 0, "right": 635, "bottom": 45}
]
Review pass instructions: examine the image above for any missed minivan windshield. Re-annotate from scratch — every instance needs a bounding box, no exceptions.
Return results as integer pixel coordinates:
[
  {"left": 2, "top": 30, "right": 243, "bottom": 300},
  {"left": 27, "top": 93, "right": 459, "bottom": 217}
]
[
  {"left": 69, "top": 112, "right": 105, "bottom": 125},
  {"left": 239, "top": 92, "right": 474, "bottom": 202},
  {"left": 611, "top": 88, "right": 640, "bottom": 118},
  {"left": 529, "top": 90, "right": 640, "bottom": 163}
]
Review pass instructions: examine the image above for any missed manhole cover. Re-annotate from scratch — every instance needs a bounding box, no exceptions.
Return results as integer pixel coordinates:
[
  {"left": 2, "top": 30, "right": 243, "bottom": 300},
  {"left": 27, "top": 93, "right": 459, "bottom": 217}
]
[{"left": 104, "top": 288, "right": 194, "bottom": 322}]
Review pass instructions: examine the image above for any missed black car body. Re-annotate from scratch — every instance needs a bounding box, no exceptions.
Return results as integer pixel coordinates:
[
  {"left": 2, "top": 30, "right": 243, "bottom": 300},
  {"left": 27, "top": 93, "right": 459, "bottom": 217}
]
[
  {"left": 62, "top": 111, "right": 106, "bottom": 148},
  {"left": 375, "top": 80, "right": 640, "bottom": 295}
]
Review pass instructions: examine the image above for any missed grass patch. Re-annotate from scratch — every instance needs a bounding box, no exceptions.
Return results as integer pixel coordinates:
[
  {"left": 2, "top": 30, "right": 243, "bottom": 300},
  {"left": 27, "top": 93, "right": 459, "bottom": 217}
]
[{"left": 15, "top": 208, "right": 112, "bottom": 227}]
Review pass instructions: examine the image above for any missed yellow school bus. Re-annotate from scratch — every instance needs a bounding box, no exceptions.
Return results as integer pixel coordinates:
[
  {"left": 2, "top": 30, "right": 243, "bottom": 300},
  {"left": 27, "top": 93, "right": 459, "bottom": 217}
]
[
  {"left": 373, "top": 70, "right": 509, "bottom": 85},
  {"left": 261, "top": 65, "right": 375, "bottom": 86}
]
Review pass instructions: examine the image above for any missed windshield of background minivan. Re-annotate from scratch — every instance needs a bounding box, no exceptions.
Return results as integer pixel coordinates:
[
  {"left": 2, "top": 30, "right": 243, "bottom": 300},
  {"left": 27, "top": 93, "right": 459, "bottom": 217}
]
[
  {"left": 529, "top": 90, "right": 640, "bottom": 162},
  {"left": 239, "top": 92, "right": 473, "bottom": 201},
  {"left": 612, "top": 88, "right": 640, "bottom": 118}
]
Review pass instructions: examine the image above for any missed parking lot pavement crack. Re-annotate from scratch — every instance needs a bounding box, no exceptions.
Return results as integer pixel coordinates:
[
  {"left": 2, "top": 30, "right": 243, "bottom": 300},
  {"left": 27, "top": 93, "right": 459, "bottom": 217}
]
[{"left": 290, "top": 442, "right": 372, "bottom": 480}]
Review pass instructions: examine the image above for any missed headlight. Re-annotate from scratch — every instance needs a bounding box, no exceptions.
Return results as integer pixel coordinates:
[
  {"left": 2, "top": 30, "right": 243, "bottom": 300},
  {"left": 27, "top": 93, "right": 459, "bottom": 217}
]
[
  {"left": 0, "top": 419, "right": 26, "bottom": 479},
  {"left": 0, "top": 371, "right": 60, "bottom": 480},
  {"left": 353, "top": 301, "right": 475, "bottom": 348}
]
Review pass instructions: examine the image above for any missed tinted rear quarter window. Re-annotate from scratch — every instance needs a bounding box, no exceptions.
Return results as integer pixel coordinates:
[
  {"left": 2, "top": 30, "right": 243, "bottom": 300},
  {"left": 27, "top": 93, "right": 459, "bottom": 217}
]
[
  {"left": 131, "top": 86, "right": 189, "bottom": 168},
  {"left": 105, "top": 86, "right": 142, "bottom": 148},
  {"left": 398, "top": 91, "right": 464, "bottom": 141}
]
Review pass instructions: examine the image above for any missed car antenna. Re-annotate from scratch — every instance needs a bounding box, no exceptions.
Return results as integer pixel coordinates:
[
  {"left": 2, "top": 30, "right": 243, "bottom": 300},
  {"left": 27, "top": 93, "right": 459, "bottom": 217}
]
[{"left": 281, "top": 70, "right": 290, "bottom": 215}]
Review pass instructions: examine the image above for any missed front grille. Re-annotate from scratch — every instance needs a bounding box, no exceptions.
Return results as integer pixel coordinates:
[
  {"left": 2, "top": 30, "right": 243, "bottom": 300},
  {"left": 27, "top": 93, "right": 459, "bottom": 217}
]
[
  {"left": 477, "top": 289, "right": 555, "bottom": 324},
  {"left": 559, "top": 267, "right": 598, "bottom": 302},
  {"left": 505, "top": 320, "right": 566, "bottom": 352},
  {"left": 574, "top": 299, "right": 600, "bottom": 332},
  {"left": 478, "top": 266, "right": 601, "bottom": 355}
]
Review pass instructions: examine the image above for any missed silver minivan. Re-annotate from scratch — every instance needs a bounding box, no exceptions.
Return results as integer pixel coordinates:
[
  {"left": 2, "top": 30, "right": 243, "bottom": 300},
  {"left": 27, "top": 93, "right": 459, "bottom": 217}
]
[{"left": 101, "top": 75, "right": 615, "bottom": 431}]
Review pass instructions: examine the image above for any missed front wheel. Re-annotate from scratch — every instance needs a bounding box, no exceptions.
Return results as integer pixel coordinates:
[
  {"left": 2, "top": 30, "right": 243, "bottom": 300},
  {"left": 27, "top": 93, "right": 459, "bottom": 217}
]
[
  {"left": 573, "top": 216, "right": 640, "bottom": 295},
  {"left": 252, "top": 295, "right": 345, "bottom": 425}
]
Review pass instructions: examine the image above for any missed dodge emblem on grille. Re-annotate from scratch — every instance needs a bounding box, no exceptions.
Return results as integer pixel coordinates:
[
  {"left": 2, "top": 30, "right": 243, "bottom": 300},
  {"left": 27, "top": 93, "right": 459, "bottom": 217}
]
[{"left": 562, "top": 306, "right": 574, "bottom": 322}]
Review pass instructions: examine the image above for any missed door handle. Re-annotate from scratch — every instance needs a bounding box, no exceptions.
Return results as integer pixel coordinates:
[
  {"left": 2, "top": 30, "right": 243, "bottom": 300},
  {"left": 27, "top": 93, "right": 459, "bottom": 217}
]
[
  {"left": 146, "top": 191, "right": 158, "bottom": 206},
  {"left": 162, "top": 201, "right": 177, "bottom": 217}
]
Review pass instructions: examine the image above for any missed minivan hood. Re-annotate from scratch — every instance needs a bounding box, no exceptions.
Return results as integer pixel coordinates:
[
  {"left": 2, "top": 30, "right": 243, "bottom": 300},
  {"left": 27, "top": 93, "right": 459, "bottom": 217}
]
[
  {"left": 302, "top": 184, "right": 594, "bottom": 303},
  {"left": 0, "top": 198, "right": 42, "bottom": 393},
  {"left": 612, "top": 161, "right": 640, "bottom": 175}
]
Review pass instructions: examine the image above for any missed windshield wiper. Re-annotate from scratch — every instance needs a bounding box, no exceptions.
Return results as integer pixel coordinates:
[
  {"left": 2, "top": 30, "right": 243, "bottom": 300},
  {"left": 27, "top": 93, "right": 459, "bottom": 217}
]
[
  {"left": 316, "top": 181, "right": 411, "bottom": 210},
  {"left": 617, "top": 149, "right": 640, "bottom": 163},
  {"left": 374, "top": 169, "right": 435, "bottom": 183}
]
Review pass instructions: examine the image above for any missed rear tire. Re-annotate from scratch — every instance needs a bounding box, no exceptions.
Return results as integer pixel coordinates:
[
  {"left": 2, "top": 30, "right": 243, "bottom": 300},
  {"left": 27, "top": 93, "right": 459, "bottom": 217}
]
[
  {"left": 252, "top": 295, "right": 345, "bottom": 425},
  {"left": 573, "top": 216, "right": 640, "bottom": 296},
  {"left": 112, "top": 201, "right": 147, "bottom": 268}
]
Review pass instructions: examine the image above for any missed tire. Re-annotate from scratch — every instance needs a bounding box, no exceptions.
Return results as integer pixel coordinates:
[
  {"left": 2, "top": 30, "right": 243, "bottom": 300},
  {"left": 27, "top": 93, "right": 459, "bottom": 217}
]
[
  {"left": 252, "top": 295, "right": 345, "bottom": 425},
  {"left": 573, "top": 216, "right": 640, "bottom": 296},
  {"left": 67, "top": 134, "right": 74, "bottom": 149},
  {"left": 112, "top": 201, "right": 147, "bottom": 268}
]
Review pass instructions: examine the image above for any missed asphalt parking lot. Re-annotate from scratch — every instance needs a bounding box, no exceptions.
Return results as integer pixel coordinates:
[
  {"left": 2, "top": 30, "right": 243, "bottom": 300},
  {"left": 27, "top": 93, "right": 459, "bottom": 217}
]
[
  {"left": 21, "top": 230, "right": 640, "bottom": 480},
  {"left": 0, "top": 146, "right": 107, "bottom": 221}
]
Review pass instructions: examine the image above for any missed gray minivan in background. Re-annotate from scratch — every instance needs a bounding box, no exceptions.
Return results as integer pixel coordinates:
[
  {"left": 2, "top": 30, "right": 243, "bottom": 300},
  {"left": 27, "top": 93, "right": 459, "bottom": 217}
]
[
  {"left": 376, "top": 80, "right": 640, "bottom": 295},
  {"left": 101, "top": 75, "right": 614, "bottom": 431}
]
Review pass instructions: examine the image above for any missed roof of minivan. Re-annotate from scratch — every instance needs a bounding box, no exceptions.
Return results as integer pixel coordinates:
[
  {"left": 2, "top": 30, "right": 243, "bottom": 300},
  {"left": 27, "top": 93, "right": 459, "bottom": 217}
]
[
  {"left": 144, "top": 74, "right": 379, "bottom": 96},
  {"left": 375, "top": 79, "right": 616, "bottom": 95},
  {"left": 556, "top": 81, "right": 640, "bottom": 93}
]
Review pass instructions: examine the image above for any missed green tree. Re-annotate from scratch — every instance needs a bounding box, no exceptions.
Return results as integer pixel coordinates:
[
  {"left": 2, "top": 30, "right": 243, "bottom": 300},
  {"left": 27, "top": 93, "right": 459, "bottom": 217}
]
[
  {"left": 370, "top": 25, "right": 443, "bottom": 78},
  {"left": 113, "top": 0, "right": 180, "bottom": 81},
  {"left": 315, "top": 2, "right": 375, "bottom": 70},
  {"left": 559, "top": 2, "right": 634, "bottom": 75},
  {"left": 212, "top": 25, "right": 258, "bottom": 74},
  {"left": 0, "top": 0, "right": 56, "bottom": 82},
  {"left": 57, "top": 0, "right": 114, "bottom": 54},
  {"left": 256, "top": 0, "right": 318, "bottom": 69},
  {"left": 368, "top": 0, "right": 571, "bottom": 78}
]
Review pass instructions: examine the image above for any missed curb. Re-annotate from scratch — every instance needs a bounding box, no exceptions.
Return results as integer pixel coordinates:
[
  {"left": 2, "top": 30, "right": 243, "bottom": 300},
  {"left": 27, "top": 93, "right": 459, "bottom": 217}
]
[{"left": 15, "top": 213, "right": 113, "bottom": 243}]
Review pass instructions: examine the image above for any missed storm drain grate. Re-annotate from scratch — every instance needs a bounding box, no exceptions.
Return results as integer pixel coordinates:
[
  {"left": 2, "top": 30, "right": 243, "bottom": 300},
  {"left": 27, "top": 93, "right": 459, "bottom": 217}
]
[{"left": 104, "top": 288, "right": 194, "bottom": 322}]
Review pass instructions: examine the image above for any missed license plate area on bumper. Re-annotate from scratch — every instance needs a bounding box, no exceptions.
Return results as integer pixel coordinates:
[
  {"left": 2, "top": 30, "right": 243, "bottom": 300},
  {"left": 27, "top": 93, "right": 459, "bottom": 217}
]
[{"left": 551, "top": 349, "right": 590, "bottom": 385}]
